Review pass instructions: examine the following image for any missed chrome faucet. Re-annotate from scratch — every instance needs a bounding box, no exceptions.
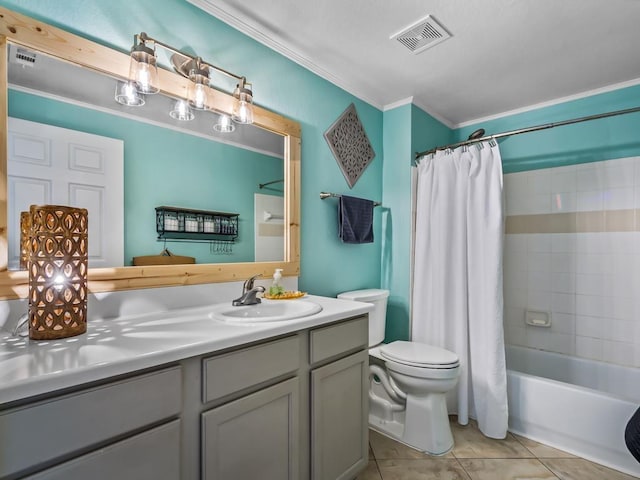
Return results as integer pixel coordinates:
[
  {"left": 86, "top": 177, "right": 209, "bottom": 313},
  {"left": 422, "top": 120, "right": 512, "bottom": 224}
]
[{"left": 232, "top": 274, "right": 265, "bottom": 306}]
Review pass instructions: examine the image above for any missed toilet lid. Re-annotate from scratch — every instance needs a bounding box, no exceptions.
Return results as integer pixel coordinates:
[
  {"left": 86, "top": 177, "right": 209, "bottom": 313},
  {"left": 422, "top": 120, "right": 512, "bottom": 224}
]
[{"left": 380, "top": 341, "right": 459, "bottom": 368}]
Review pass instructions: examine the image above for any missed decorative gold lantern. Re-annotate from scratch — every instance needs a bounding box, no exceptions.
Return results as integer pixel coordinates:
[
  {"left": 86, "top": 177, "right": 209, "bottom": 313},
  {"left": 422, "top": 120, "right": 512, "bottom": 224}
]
[
  {"left": 19, "top": 211, "right": 31, "bottom": 270},
  {"left": 28, "top": 205, "right": 88, "bottom": 340}
]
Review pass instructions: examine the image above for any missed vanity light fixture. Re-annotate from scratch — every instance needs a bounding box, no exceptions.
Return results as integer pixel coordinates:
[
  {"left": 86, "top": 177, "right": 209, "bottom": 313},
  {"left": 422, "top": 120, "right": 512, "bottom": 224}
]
[
  {"left": 27, "top": 205, "right": 88, "bottom": 340},
  {"left": 126, "top": 32, "right": 255, "bottom": 128}
]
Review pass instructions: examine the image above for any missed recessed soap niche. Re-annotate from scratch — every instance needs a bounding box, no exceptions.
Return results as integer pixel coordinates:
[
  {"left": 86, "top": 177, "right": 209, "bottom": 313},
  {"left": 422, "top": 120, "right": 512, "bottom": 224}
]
[{"left": 525, "top": 310, "right": 551, "bottom": 328}]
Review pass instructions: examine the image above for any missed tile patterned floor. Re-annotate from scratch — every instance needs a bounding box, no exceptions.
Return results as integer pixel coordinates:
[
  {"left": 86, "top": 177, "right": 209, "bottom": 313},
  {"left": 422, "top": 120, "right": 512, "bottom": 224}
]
[{"left": 357, "top": 418, "right": 640, "bottom": 480}]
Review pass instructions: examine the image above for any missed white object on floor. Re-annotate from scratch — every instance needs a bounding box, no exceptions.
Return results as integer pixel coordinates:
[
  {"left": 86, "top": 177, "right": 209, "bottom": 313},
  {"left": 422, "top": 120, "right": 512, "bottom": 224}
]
[{"left": 338, "top": 288, "right": 460, "bottom": 455}]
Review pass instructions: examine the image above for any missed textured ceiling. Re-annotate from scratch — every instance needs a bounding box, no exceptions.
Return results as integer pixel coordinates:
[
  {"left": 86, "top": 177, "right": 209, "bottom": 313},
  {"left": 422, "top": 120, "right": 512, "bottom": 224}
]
[{"left": 189, "top": 0, "right": 640, "bottom": 127}]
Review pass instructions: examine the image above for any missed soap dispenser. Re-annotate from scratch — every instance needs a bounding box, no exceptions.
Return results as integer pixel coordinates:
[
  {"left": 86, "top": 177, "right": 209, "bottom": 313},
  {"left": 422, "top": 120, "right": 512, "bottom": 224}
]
[{"left": 269, "top": 268, "right": 284, "bottom": 296}]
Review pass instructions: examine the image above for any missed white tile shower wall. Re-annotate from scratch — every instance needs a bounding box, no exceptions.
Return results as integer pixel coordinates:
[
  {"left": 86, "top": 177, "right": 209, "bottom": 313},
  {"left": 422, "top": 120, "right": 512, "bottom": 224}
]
[{"left": 503, "top": 156, "right": 640, "bottom": 368}]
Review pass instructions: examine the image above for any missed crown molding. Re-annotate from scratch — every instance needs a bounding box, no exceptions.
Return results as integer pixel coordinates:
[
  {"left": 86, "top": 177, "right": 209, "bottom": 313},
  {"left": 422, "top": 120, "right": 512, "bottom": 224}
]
[
  {"left": 410, "top": 98, "right": 456, "bottom": 129},
  {"left": 382, "top": 97, "right": 413, "bottom": 111},
  {"left": 455, "top": 76, "right": 640, "bottom": 129},
  {"left": 382, "top": 97, "right": 457, "bottom": 129}
]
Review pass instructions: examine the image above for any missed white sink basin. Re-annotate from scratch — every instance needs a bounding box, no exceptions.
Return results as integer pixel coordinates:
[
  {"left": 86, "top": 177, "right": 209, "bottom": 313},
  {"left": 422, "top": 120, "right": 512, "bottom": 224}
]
[{"left": 210, "top": 300, "right": 322, "bottom": 323}]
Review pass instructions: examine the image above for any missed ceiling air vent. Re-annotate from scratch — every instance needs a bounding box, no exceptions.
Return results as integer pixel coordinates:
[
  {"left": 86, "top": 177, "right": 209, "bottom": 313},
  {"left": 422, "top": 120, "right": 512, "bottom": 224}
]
[
  {"left": 9, "top": 45, "right": 37, "bottom": 67},
  {"left": 391, "top": 15, "right": 451, "bottom": 54}
]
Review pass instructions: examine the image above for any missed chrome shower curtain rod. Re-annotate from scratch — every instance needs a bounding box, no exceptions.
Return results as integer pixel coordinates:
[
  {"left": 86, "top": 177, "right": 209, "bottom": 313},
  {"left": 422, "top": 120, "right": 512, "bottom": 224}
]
[
  {"left": 258, "top": 178, "right": 284, "bottom": 189},
  {"left": 414, "top": 105, "right": 640, "bottom": 160}
]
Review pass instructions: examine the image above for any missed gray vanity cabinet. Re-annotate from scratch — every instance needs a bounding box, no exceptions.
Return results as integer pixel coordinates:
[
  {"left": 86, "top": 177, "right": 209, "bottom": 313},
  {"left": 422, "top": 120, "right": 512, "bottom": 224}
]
[
  {"left": 0, "top": 367, "right": 182, "bottom": 480},
  {"left": 202, "top": 378, "right": 299, "bottom": 480},
  {"left": 0, "top": 313, "right": 370, "bottom": 480},
  {"left": 309, "top": 317, "right": 369, "bottom": 480}
]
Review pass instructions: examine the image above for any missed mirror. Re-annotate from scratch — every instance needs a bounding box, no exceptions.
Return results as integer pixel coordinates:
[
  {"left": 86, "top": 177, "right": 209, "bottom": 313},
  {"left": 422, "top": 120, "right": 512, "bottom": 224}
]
[
  {"left": 7, "top": 45, "right": 286, "bottom": 269},
  {"left": 0, "top": 7, "right": 301, "bottom": 299}
]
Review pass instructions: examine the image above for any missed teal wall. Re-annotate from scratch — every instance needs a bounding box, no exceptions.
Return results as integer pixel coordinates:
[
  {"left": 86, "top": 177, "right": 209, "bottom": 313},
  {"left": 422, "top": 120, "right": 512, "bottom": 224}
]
[
  {"left": 6, "top": 1, "right": 637, "bottom": 341},
  {"left": 381, "top": 105, "right": 411, "bottom": 342},
  {"left": 9, "top": 89, "right": 282, "bottom": 264},
  {"left": 1, "top": 0, "right": 384, "bottom": 294},
  {"left": 455, "top": 84, "right": 640, "bottom": 173},
  {"left": 381, "top": 103, "right": 452, "bottom": 342}
]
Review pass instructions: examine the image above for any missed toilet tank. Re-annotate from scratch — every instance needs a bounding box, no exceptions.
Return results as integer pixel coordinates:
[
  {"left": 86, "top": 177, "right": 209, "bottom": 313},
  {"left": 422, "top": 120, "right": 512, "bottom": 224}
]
[{"left": 337, "top": 289, "right": 389, "bottom": 347}]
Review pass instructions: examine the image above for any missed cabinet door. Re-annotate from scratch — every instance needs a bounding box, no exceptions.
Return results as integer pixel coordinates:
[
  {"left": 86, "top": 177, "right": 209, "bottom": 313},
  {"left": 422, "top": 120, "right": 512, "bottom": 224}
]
[
  {"left": 202, "top": 377, "right": 299, "bottom": 480},
  {"left": 311, "top": 350, "right": 368, "bottom": 480}
]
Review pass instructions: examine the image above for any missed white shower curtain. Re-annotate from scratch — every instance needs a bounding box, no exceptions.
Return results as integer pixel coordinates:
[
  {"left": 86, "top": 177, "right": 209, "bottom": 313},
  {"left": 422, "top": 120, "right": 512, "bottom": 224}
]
[{"left": 412, "top": 141, "right": 508, "bottom": 439}]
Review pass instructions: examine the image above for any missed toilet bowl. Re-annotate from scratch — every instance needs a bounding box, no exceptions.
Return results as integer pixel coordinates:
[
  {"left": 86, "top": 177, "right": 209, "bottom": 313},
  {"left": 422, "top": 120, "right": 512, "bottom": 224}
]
[{"left": 337, "top": 289, "right": 460, "bottom": 455}]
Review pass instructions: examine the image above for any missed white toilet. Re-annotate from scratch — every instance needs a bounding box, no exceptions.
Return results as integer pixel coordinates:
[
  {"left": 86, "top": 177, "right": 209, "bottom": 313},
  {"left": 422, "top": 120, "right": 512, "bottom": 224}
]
[{"left": 337, "top": 289, "right": 460, "bottom": 455}]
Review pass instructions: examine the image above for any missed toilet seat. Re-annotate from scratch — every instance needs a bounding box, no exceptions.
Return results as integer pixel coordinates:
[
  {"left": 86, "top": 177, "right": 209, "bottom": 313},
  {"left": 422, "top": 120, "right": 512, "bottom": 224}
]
[{"left": 380, "top": 341, "right": 459, "bottom": 369}]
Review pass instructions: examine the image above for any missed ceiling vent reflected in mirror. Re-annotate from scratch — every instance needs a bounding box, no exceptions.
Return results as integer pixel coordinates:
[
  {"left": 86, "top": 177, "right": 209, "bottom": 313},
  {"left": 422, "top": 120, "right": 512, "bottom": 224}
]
[
  {"left": 10, "top": 46, "right": 37, "bottom": 67},
  {"left": 390, "top": 15, "right": 451, "bottom": 54}
]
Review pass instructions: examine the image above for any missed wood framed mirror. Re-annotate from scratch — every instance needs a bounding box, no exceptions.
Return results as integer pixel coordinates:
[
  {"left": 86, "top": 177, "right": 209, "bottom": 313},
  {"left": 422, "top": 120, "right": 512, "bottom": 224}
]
[{"left": 0, "top": 7, "right": 300, "bottom": 300}]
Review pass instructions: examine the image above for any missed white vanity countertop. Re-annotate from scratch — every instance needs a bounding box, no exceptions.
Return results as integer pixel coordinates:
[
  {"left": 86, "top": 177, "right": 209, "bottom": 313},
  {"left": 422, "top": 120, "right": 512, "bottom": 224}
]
[{"left": 0, "top": 295, "right": 372, "bottom": 405}]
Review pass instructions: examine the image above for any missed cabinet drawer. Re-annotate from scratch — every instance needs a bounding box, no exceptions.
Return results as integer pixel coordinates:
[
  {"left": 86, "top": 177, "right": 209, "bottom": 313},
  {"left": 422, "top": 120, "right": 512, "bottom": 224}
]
[
  {"left": 203, "top": 335, "right": 300, "bottom": 403},
  {"left": 0, "top": 366, "right": 182, "bottom": 479},
  {"left": 310, "top": 316, "right": 368, "bottom": 365},
  {"left": 26, "top": 420, "right": 181, "bottom": 480}
]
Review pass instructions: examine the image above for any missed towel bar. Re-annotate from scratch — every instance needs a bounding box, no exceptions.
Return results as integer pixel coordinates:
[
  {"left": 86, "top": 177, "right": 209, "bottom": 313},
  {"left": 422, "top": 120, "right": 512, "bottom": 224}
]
[{"left": 319, "top": 191, "right": 381, "bottom": 207}]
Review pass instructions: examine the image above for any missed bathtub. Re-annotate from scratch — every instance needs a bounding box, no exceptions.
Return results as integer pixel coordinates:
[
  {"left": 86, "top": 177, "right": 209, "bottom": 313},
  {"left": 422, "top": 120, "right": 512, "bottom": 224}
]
[{"left": 506, "top": 345, "right": 640, "bottom": 477}]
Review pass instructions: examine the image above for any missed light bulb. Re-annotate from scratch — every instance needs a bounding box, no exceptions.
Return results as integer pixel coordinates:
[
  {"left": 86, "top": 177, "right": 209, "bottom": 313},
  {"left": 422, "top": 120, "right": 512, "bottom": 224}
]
[
  {"left": 54, "top": 274, "right": 66, "bottom": 291},
  {"left": 137, "top": 64, "right": 152, "bottom": 91},
  {"left": 213, "top": 113, "right": 235, "bottom": 133},
  {"left": 187, "top": 68, "right": 210, "bottom": 110},
  {"left": 169, "top": 99, "right": 195, "bottom": 121},
  {"left": 234, "top": 101, "right": 253, "bottom": 123},
  {"left": 192, "top": 84, "right": 207, "bottom": 109},
  {"left": 115, "top": 81, "right": 145, "bottom": 106},
  {"left": 129, "top": 43, "right": 159, "bottom": 94},
  {"left": 232, "top": 81, "right": 254, "bottom": 124}
]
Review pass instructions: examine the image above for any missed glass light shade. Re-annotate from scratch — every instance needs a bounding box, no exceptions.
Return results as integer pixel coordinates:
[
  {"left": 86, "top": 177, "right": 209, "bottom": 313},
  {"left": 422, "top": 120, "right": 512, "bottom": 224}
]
[
  {"left": 188, "top": 70, "right": 210, "bottom": 110},
  {"left": 129, "top": 46, "right": 159, "bottom": 94},
  {"left": 169, "top": 99, "right": 195, "bottom": 121},
  {"left": 232, "top": 85, "right": 254, "bottom": 124},
  {"left": 114, "top": 81, "right": 145, "bottom": 106},
  {"left": 213, "top": 113, "right": 235, "bottom": 133}
]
